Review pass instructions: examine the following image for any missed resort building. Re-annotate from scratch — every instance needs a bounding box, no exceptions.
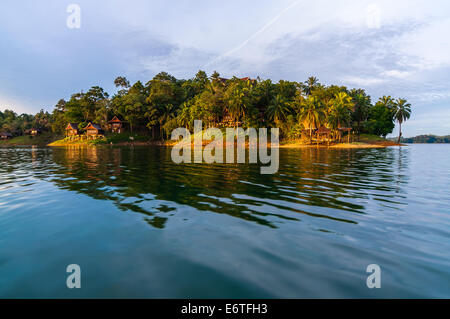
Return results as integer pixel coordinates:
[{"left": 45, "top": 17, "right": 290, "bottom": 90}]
[
  {"left": 25, "top": 128, "right": 41, "bottom": 136},
  {"left": 65, "top": 123, "right": 79, "bottom": 137},
  {"left": 0, "top": 132, "right": 12, "bottom": 140},
  {"left": 108, "top": 116, "right": 124, "bottom": 133},
  {"left": 85, "top": 122, "right": 104, "bottom": 138}
]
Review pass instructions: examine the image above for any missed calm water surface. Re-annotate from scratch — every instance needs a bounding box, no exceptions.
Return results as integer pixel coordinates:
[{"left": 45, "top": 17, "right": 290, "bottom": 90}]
[{"left": 0, "top": 144, "right": 449, "bottom": 298}]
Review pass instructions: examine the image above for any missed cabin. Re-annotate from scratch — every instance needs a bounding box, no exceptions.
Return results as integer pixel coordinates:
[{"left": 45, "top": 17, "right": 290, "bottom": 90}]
[
  {"left": 316, "top": 126, "right": 332, "bottom": 144},
  {"left": 25, "top": 128, "right": 41, "bottom": 136},
  {"left": 240, "top": 77, "right": 257, "bottom": 84},
  {"left": 219, "top": 109, "right": 242, "bottom": 127},
  {"left": 108, "top": 116, "right": 123, "bottom": 133},
  {"left": 338, "top": 127, "right": 353, "bottom": 143},
  {"left": 85, "top": 122, "right": 104, "bottom": 138},
  {"left": 0, "top": 132, "right": 12, "bottom": 140},
  {"left": 66, "top": 123, "right": 79, "bottom": 137}
]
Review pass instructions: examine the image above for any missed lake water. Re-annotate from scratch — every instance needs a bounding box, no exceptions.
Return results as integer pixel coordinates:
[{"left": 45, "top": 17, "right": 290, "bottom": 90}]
[{"left": 0, "top": 144, "right": 449, "bottom": 298}]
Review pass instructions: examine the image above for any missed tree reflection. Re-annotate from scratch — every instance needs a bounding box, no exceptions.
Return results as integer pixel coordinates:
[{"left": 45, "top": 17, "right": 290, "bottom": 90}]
[{"left": 41, "top": 145, "right": 410, "bottom": 229}]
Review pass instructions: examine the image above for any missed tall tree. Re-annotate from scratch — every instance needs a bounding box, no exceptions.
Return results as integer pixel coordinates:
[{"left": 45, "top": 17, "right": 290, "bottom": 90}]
[
  {"left": 298, "top": 96, "right": 326, "bottom": 141},
  {"left": 304, "top": 76, "right": 320, "bottom": 96},
  {"left": 394, "top": 98, "right": 412, "bottom": 143}
]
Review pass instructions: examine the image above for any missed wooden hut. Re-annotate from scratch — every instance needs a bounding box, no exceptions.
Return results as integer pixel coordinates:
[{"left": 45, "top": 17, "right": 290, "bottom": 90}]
[
  {"left": 85, "top": 122, "right": 104, "bottom": 138},
  {"left": 338, "top": 127, "right": 352, "bottom": 143},
  {"left": 108, "top": 116, "right": 123, "bottom": 133},
  {"left": 0, "top": 132, "right": 12, "bottom": 140},
  {"left": 25, "top": 128, "right": 41, "bottom": 136},
  {"left": 65, "top": 123, "right": 79, "bottom": 137},
  {"left": 316, "top": 126, "right": 332, "bottom": 145}
]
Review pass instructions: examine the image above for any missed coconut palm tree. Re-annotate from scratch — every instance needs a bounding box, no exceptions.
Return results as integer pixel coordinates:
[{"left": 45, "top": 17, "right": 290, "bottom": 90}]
[
  {"left": 330, "top": 93, "right": 354, "bottom": 128},
  {"left": 298, "top": 96, "right": 325, "bottom": 142},
  {"left": 378, "top": 95, "right": 395, "bottom": 111},
  {"left": 267, "top": 94, "right": 291, "bottom": 125},
  {"left": 158, "top": 103, "right": 177, "bottom": 139},
  {"left": 394, "top": 98, "right": 411, "bottom": 143},
  {"left": 352, "top": 92, "right": 371, "bottom": 140},
  {"left": 304, "top": 76, "right": 319, "bottom": 96},
  {"left": 327, "top": 92, "right": 354, "bottom": 141}
]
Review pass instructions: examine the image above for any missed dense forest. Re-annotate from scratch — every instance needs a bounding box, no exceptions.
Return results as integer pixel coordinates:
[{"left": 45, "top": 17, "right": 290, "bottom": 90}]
[
  {"left": 1, "top": 71, "right": 412, "bottom": 142},
  {"left": 400, "top": 135, "right": 450, "bottom": 143}
]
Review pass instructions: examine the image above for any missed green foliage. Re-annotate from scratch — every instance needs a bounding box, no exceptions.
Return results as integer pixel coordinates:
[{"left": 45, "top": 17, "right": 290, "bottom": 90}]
[
  {"left": 401, "top": 135, "right": 450, "bottom": 143},
  {"left": 365, "top": 101, "right": 395, "bottom": 137},
  {"left": 1, "top": 71, "right": 411, "bottom": 142}
]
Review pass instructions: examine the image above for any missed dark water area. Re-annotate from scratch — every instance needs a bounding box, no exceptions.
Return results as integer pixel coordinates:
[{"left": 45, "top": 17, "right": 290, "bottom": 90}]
[{"left": 0, "top": 144, "right": 449, "bottom": 298}]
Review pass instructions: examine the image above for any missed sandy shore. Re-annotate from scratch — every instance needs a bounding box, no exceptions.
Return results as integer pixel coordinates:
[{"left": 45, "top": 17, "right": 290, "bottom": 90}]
[{"left": 47, "top": 138, "right": 405, "bottom": 149}]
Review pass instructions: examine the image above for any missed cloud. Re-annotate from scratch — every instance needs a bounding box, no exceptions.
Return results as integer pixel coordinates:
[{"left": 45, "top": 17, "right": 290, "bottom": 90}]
[{"left": 0, "top": 0, "right": 449, "bottom": 136}]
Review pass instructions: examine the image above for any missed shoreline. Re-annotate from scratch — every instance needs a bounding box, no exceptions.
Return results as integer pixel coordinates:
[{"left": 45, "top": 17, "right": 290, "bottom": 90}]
[{"left": 45, "top": 140, "right": 405, "bottom": 149}]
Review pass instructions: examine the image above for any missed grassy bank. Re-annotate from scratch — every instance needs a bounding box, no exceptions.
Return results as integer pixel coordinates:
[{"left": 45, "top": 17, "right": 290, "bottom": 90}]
[
  {"left": 48, "top": 133, "right": 152, "bottom": 147},
  {"left": 0, "top": 132, "right": 58, "bottom": 147},
  {"left": 47, "top": 131, "right": 402, "bottom": 148},
  {"left": 279, "top": 134, "right": 404, "bottom": 148}
]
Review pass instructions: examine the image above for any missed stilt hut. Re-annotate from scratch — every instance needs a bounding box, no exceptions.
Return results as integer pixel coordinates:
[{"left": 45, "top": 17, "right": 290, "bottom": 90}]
[
  {"left": 85, "top": 123, "right": 104, "bottom": 139},
  {"left": 65, "top": 123, "right": 79, "bottom": 139},
  {"left": 316, "top": 127, "right": 332, "bottom": 145},
  {"left": 108, "top": 116, "right": 123, "bottom": 133},
  {"left": 338, "top": 127, "right": 352, "bottom": 143},
  {"left": 0, "top": 132, "right": 12, "bottom": 140},
  {"left": 25, "top": 128, "right": 41, "bottom": 136}
]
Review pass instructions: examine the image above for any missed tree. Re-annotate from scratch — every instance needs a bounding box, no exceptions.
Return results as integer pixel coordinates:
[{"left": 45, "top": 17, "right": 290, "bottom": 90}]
[
  {"left": 225, "top": 79, "right": 251, "bottom": 127},
  {"left": 366, "top": 102, "right": 395, "bottom": 137},
  {"left": 350, "top": 89, "right": 371, "bottom": 140},
  {"left": 267, "top": 94, "right": 291, "bottom": 125},
  {"left": 122, "top": 81, "right": 147, "bottom": 133},
  {"left": 298, "top": 96, "right": 326, "bottom": 141},
  {"left": 378, "top": 95, "right": 395, "bottom": 113},
  {"left": 328, "top": 92, "right": 354, "bottom": 130},
  {"left": 304, "top": 76, "right": 320, "bottom": 96},
  {"left": 394, "top": 98, "right": 411, "bottom": 143},
  {"left": 114, "top": 76, "right": 130, "bottom": 89}
]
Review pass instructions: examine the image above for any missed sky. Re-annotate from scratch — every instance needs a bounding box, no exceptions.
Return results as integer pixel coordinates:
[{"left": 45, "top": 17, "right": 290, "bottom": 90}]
[{"left": 0, "top": 0, "right": 449, "bottom": 137}]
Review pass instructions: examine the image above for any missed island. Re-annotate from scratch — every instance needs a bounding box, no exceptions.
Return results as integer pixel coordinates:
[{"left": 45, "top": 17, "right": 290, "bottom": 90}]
[{"left": 1, "top": 71, "right": 411, "bottom": 148}]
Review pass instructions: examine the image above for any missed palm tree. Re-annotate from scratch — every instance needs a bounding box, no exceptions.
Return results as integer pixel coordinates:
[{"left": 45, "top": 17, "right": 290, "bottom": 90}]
[
  {"left": 394, "top": 98, "right": 411, "bottom": 143},
  {"left": 267, "top": 94, "right": 291, "bottom": 124},
  {"left": 330, "top": 93, "right": 353, "bottom": 127},
  {"left": 298, "top": 96, "right": 325, "bottom": 142},
  {"left": 304, "top": 76, "right": 319, "bottom": 96},
  {"left": 327, "top": 92, "right": 354, "bottom": 141},
  {"left": 379, "top": 96, "right": 395, "bottom": 110},
  {"left": 227, "top": 86, "right": 249, "bottom": 127},
  {"left": 158, "top": 103, "right": 177, "bottom": 139},
  {"left": 352, "top": 92, "right": 371, "bottom": 140}
]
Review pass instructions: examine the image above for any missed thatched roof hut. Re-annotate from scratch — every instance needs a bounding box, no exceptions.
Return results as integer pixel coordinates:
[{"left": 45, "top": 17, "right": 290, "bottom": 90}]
[
  {"left": 0, "top": 132, "right": 12, "bottom": 139},
  {"left": 108, "top": 116, "right": 123, "bottom": 133},
  {"left": 85, "top": 123, "right": 104, "bottom": 136},
  {"left": 65, "top": 123, "right": 79, "bottom": 136}
]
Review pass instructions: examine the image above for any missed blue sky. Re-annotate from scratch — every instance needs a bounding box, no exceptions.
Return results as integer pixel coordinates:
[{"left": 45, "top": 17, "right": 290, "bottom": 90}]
[{"left": 1, "top": 0, "right": 449, "bottom": 137}]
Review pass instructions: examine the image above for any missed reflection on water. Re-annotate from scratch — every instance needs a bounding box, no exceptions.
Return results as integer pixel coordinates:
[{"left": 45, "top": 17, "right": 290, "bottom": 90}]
[
  {"left": 29, "top": 146, "right": 410, "bottom": 229},
  {"left": 3, "top": 146, "right": 412, "bottom": 229},
  {"left": 0, "top": 145, "right": 449, "bottom": 298}
]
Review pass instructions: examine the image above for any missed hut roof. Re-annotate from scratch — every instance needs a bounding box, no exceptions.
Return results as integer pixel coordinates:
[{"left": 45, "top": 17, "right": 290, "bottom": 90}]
[
  {"left": 317, "top": 126, "right": 331, "bottom": 134},
  {"left": 66, "top": 123, "right": 79, "bottom": 130},
  {"left": 240, "top": 77, "right": 256, "bottom": 82},
  {"left": 108, "top": 116, "right": 122, "bottom": 123},
  {"left": 86, "top": 123, "right": 102, "bottom": 130},
  {"left": 338, "top": 127, "right": 352, "bottom": 132}
]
